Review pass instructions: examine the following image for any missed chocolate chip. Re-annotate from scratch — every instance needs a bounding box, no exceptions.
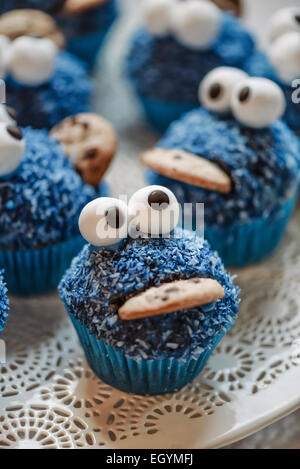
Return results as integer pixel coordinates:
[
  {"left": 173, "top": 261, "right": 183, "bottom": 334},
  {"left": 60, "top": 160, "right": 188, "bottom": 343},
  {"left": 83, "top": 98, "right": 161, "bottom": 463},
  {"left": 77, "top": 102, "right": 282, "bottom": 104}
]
[
  {"left": 162, "top": 296, "right": 168, "bottom": 301},
  {"left": 295, "top": 14, "right": 300, "bottom": 24},
  {"left": 7, "top": 125, "right": 22, "bottom": 140},
  {"left": 148, "top": 190, "right": 170, "bottom": 210},
  {"left": 239, "top": 86, "right": 250, "bottom": 103},
  {"left": 165, "top": 287, "right": 179, "bottom": 293},
  {"left": 6, "top": 106, "right": 17, "bottom": 121},
  {"left": 209, "top": 83, "right": 222, "bottom": 99},
  {"left": 173, "top": 154, "right": 182, "bottom": 160},
  {"left": 84, "top": 148, "right": 98, "bottom": 159},
  {"left": 105, "top": 207, "right": 124, "bottom": 229},
  {"left": 81, "top": 122, "right": 89, "bottom": 130}
]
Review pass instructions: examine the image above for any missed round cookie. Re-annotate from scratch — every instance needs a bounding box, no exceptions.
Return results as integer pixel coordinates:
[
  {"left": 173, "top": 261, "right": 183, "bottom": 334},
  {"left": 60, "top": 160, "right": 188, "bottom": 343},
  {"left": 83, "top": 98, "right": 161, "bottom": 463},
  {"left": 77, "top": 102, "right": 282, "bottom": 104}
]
[{"left": 50, "top": 113, "right": 117, "bottom": 188}]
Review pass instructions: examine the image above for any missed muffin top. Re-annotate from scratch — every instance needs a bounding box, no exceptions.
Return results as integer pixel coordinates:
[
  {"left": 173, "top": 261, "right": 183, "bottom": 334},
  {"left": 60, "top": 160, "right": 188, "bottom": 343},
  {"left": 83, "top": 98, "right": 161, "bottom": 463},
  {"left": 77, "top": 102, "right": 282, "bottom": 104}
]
[
  {"left": 147, "top": 106, "right": 299, "bottom": 226},
  {"left": 127, "top": 12, "right": 254, "bottom": 102},
  {"left": 0, "top": 127, "right": 100, "bottom": 249},
  {"left": 59, "top": 228, "right": 239, "bottom": 361},
  {"left": 0, "top": 270, "right": 9, "bottom": 335}
]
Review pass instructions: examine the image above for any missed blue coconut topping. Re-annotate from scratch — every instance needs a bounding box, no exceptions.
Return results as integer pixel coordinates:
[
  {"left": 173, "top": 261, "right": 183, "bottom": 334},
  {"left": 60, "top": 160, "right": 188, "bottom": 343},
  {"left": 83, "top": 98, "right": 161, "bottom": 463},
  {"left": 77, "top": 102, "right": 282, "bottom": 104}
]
[
  {"left": 0, "top": 270, "right": 9, "bottom": 335},
  {"left": 127, "top": 13, "right": 255, "bottom": 103},
  {"left": 244, "top": 51, "right": 300, "bottom": 131},
  {"left": 6, "top": 51, "right": 92, "bottom": 129},
  {"left": 59, "top": 229, "right": 239, "bottom": 361},
  {"left": 0, "top": 127, "right": 104, "bottom": 250},
  {"left": 146, "top": 107, "right": 300, "bottom": 226}
]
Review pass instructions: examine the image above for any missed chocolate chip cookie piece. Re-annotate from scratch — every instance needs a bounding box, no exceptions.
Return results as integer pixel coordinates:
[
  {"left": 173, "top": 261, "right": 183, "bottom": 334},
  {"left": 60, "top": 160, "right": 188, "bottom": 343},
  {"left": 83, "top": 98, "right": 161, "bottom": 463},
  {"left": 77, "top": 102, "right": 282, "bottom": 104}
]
[
  {"left": 0, "top": 9, "right": 65, "bottom": 48},
  {"left": 50, "top": 113, "right": 118, "bottom": 188},
  {"left": 62, "top": 0, "right": 108, "bottom": 14},
  {"left": 211, "top": 0, "right": 242, "bottom": 17}
]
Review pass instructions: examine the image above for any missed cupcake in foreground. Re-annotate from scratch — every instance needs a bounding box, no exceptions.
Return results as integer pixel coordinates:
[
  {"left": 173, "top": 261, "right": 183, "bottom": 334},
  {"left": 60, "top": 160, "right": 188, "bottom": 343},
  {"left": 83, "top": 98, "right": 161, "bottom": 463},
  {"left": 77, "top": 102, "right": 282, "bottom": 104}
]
[
  {"left": 0, "top": 1, "right": 118, "bottom": 69},
  {"left": 0, "top": 9, "right": 92, "bottom": 129},
  {"left": 143, "top": 68, "right": 300, "bottom": 266},
  {"left": 126, "top": 0, "right": 266, "bottom": 132},
  {"left": 0, "top": 270, "right": 9, "bottom": 336},
  {"left": 59, "top": 186, "right": 239, "bottom": 395},
  {"left": 245, "top": 6, "right": 300, "bottom": 131},
  {"left": 0, "top": 110, "right": 117, "bottom": 294}
]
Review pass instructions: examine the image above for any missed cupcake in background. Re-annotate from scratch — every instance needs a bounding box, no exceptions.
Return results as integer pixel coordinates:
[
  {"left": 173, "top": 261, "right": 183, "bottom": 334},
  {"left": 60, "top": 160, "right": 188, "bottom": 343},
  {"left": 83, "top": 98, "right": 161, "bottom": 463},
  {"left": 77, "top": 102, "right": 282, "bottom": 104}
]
[
  {"left": 0, "top": 1, "right": 118, "bottom": 69},
  {"left": 126, "top": 0, "right": 267, "bottom": 132},
  {"left": 0, "top": 270, "right": 9, "bottom": 336},
  {"left": 0, "top": 109, "right": 117, "bottom": 294},
  {"left": 0, "top": 9, "right": 92, "bottom": 129},
  {"left": 59, "top": 186, "right": 239, "bottom": 395},
  {"left": 142, "top": 68, "right": 300, "bottom": 266}
]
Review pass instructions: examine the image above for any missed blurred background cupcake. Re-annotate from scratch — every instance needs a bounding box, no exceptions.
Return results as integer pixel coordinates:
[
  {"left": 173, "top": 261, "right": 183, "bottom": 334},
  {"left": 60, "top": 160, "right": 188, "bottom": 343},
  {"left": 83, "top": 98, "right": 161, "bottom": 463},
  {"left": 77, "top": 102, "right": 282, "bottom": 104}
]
[
  {"left": 59, "top": 187, "right": 239, "bottom": 395},
  {"left": 0, "top": 1, "right": 118, "bottom": 69},
  {"left": 143, "top": 70, "right": 300, "bottom": 266},
  {"left": 0, "top": 9, "right": 93, "bottom": 129},
  {"left": 0, "top": 111, "right": 117, "bottom": 294},
  {"left": 0, "top": 270, "right": 9, "bottom": 335},
  {"left": 126, "top": 0, "right": 270, "bottom": 132}
]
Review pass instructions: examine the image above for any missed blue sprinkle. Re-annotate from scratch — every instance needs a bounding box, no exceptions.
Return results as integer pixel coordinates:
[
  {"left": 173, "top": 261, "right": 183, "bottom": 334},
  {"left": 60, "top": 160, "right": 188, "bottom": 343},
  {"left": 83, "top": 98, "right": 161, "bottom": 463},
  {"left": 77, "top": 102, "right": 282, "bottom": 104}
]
[{"left": 0, "top": 270, "right": 9, "bottom": 335}]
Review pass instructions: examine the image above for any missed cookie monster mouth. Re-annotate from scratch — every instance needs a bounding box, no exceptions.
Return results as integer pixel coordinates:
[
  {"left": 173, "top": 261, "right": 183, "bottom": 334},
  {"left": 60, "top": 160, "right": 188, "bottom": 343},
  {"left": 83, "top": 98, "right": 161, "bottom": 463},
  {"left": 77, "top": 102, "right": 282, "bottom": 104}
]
[
  {"left": 141, "top": 148, "right": 233, "bottom": 194},
  {"left": 115, "top": 275, "right": 225, "bottom": 321}
]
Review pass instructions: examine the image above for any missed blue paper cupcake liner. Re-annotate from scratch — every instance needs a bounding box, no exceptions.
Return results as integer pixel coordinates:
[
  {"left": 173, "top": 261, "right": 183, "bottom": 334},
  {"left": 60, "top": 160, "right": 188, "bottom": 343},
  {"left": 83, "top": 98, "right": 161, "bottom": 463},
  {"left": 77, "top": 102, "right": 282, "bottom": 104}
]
[
  {"left": 204, "top": 195, "right": 297, "bottom": 267},
  {"left": 64, "top": 303, "right": 233, "bottom": 395},
  {"left": 138, "top": 93, "right": 197, "bottom": 133},
  {"left": 0, "top": 236, "right": 85, "bottom": 296}
]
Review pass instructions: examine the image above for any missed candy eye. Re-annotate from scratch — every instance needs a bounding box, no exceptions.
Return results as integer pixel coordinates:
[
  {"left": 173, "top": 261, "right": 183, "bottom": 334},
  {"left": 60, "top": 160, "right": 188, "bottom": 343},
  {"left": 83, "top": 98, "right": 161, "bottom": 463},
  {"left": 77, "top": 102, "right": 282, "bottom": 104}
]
[
  {"left": 231, "top": 77, "right": 286, "bottom": 128},
  {"left": 199, "top": 67, "right": 248, "bottom": 113},
  {"left": 142, "top": 0, "right": 173, "bottom": 36},
  {"left": 9, "top": 36, "right": 58, "bottom": 86},
  {"left": 0, "top": 104, "right": 17, "bottom": 125},
  {"left": 267, "top": 32, "right": 300, "bottom": 84},
  {"left": 128, "top": 185, "right": 180, "bottom": 237},
  {"left": 0, "top": 35, "right": 11, "bottom": 78},
  {"left": 170, "top": 0, "right": 221, "bottom": 49},
  {"left": 79, "top": 198, "right": 128, "bottom": 248},
  {"left": 0, "top": 123, "right": 25, "bottom": 177},
  {"left": 267, "top": 7, "right": 300, "bottom": 42}
]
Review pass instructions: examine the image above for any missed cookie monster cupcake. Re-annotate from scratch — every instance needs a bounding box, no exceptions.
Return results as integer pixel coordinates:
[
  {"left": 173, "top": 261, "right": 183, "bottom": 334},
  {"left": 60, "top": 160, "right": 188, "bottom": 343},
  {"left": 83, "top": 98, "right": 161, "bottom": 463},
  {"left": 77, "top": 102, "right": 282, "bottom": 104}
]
[
  {"left": 245, "top": 7, "right": 300, "bottom": 132},
  {"left": 0, "top": 110, "right": 117, "bottom": 294},
  {"left": 142, "top": 68, "right": 300, "bottom": 266},
  {"left": 59, "top": 185, "right": 239, "bottom": 395},
  {"left": 126, "top": 0, "right": 267, "bottom": 132},
  {"left": 0, "top": 9, "right": 92, "bottom": 129},
  {"left": 0, "top": 1, "right": 117, "bottom": 69},
  {"left": 0, "top": 270, "right": 9, "bottom": 336}
]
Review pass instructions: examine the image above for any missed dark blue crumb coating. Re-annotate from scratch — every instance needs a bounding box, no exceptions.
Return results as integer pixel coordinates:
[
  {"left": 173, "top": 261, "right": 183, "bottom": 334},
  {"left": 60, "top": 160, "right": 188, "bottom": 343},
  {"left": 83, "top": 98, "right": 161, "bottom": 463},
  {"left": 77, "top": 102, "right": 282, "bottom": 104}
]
[
  {"left": 57, "top": 0, "right": 117, "bottom": 36},
  {"left": 127, "top": 13, "right": 254, "bottom": 103},
  {"left": 0, "top": 128, "right": 100, "bottom": 250},
  {"left": 147, "top": 108, "right": 300, "bottom": 226},
  {"left": 0, "top": 270, "right": 9, "bottom": 335},
  {"left": 0, "top": 0, "right": 65, "bottom": 14},
  {"left": 244, "top": 51, "right": 300, "bottom": 131},
  {"left": 5, "top": 51, "right": 92, "bottom": 129},
  {"left": 59, "top": 229, "right": 239, "bottom": 361}
]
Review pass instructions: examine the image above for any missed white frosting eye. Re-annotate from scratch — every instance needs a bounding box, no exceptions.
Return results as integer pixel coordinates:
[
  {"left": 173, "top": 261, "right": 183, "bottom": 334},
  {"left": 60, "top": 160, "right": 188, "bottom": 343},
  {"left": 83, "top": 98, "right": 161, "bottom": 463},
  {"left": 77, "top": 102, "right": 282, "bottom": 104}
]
[
  {"left": 128, "top": 185, "right": 180, "bottom": 237},
  {"left": 0, "top": 35, "right": 11, "bottom": 78},
  {"left": 9, "top": 36, "right": 58, "bottom": 86},
  {"left": 231, "top": 77, "right": 286, "bottom": 129},
  {"left": 0, "top": 104, "right": 17, "bottom": 125},
  {"left": 79, "top": 198, "right": 128, "bottom": 248},
  {"left": 170, "top": 0, "right": 221, "bottom": 49},
  {"left": 267, "top": 32, "right": 300, "bottom": 84},
  {"left": 199, "top": 67, "right": 248, "bottom": 113},
  {"left": 267, "top": 7, "right": 300, "bottom": 42},
  {"left": 142, "top": 0, "right": 173, "bottom": 36},
  {"left": 0, "top": 124, "right": 25, "bottom": 177}
]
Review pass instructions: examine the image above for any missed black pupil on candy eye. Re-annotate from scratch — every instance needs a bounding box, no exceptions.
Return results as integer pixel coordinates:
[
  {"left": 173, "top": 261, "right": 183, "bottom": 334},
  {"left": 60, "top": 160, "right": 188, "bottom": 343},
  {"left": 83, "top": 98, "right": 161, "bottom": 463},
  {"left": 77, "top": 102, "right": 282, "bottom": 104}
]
[
  {"left": 7, "top": 125, "right": 22, "bottom": 140},
  {"left": 209, "top": 83, "right": 222, "bottom": 99},
  {"left": 148, "top": 190, "right": 170, "bottom": 210},
  {"left": 105, "top": 207, "right": 124, "bottom": 229},
  {"left": 295, "top": 14, "right": 300, "bottom": 24},
  {"left": 239, "top": 86, "right": 250, "bottom": 103}
]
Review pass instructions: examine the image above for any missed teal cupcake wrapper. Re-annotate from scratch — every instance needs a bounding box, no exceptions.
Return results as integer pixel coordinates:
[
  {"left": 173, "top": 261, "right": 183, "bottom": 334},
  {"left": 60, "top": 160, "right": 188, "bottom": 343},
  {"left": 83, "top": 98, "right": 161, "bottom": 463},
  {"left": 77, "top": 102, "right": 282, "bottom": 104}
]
[
  {"left": 0, "top": 236, "right": 84, "bottom": 295},
  {"left": 204, "top": 195, "right": 297, "bottom": 267},
  {"left": 65, "top": 304, "right": 233, "bottom": 395}
]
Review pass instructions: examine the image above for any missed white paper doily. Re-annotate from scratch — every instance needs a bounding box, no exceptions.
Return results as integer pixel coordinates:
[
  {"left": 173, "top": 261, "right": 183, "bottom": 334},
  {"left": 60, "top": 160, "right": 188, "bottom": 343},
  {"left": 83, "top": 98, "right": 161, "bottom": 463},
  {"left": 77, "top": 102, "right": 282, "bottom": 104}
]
[{"left": 0, "top": 0, "right": 300, "bottom": 449}]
